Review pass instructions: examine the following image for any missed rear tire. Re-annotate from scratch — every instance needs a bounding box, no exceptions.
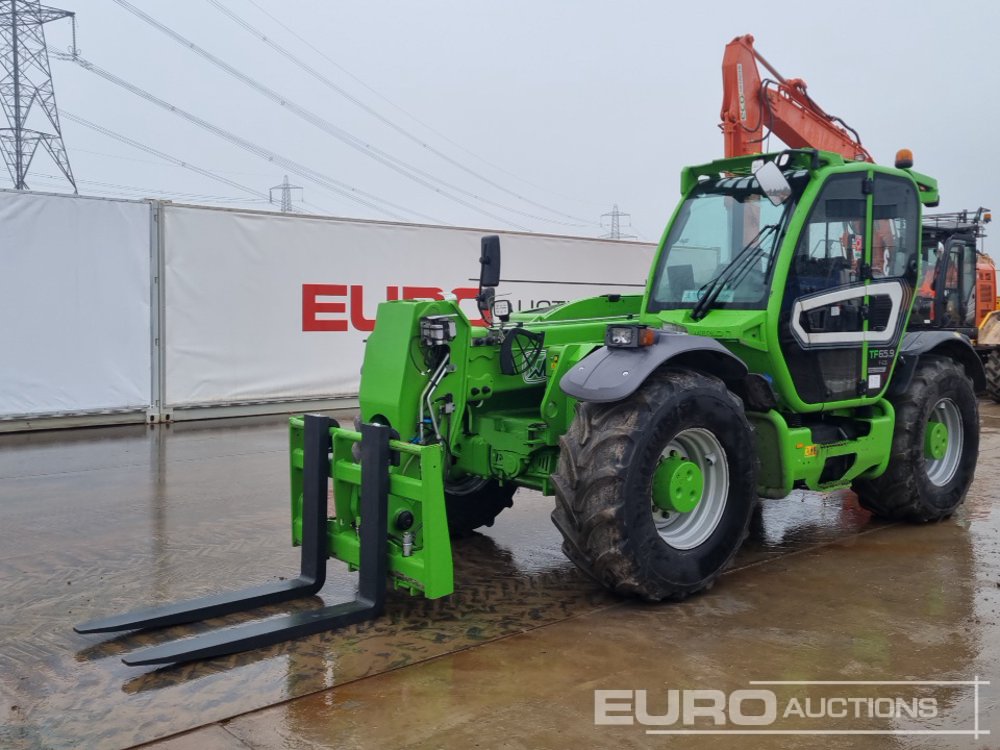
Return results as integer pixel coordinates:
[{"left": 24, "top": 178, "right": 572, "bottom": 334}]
[
  {"left": 444, "top": 477, "right": 516, "bottom": 537},
  {"left": 551, "top": 369, "right": 757, "bottom": 601},
  {"left": 853, "top": 356, "right": 978, "bottom": 522},
  {"left": 985, "top": 349, "right": 1000, "bottom": 403}
]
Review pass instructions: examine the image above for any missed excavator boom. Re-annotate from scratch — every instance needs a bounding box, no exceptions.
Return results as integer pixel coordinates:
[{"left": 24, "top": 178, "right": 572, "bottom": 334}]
[{"left": 721, "top": 34, "right": 872, "bottom": 161}]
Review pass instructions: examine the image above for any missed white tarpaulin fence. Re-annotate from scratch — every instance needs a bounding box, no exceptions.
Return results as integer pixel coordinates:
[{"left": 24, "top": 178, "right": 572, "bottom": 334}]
[
  {"left": 162, "top": 205, "right": 654, "bottom": 408},
  {"left": 0, "top": 190, "right": 655, "bottom": 428},
  {"left": 0, "top": 190, "right": 151, "bottom": 421}
]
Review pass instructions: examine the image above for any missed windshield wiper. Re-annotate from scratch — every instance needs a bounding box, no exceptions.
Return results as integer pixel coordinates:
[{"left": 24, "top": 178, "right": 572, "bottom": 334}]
[{"left": 690, "top": 223, "right": 779, "bottom": 321}]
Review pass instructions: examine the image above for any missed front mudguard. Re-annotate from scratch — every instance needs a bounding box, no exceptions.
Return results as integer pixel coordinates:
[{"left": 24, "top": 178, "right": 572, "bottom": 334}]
[{"left": 559, "top": 332, "right": 748, "bottom": 403}]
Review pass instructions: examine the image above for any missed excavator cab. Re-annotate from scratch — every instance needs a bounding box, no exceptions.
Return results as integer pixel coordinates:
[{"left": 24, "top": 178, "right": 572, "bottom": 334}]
[{"left": 913, "top": 208, "right": 991, "bottom": 337}]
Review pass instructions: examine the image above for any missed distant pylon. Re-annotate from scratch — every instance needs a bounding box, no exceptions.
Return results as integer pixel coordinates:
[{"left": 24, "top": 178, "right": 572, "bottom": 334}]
[
  {"left": 601, "top": 204, "right": 636, "bottom": 240},
  {"left": 0, "top": 0, "right": 77, "bottom": 191},
  {"left": 269, "top": 174, "right": 302, "bottom": 212}
]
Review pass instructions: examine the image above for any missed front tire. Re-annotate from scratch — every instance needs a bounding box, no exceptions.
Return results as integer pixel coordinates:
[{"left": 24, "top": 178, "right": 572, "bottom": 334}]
[
  {"left": 853, "top": 356, "right": 978, "bottom": 522},
  {"left": 551, "top": 369, "right": 757, "bottom": 601}
]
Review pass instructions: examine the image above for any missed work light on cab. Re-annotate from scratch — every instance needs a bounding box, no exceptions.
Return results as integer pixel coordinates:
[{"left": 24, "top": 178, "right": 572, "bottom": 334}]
[{"left": 605, "top": 324, "right": 655, "bottom": 348}]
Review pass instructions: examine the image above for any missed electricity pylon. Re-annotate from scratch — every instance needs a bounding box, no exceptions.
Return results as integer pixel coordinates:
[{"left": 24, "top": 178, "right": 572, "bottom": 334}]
[{"left": 0, "top": 0, "right": 77, "bottom": 191}]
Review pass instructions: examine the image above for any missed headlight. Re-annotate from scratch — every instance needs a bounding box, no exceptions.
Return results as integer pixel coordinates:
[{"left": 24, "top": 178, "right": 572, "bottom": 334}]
[{"left": 605, "top": 324, "right": 655, "bottom": 348}]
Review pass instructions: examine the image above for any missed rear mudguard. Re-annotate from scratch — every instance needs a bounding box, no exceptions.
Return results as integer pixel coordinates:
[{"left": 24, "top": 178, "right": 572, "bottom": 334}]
[
  {"left": 559, "top": 331, "right": 748, "bottom": 403},
  {"left": 888, "top": 330, "right": 986, "bottom": 396}
]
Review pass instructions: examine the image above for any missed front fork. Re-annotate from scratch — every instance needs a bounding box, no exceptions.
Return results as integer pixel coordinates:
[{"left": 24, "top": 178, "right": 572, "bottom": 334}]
[
  {"left": 290, "top": 416, "right": 455, "bottom": 599},
  {"left": 76, "top": 416, "right": 407, "bottom": 665}
]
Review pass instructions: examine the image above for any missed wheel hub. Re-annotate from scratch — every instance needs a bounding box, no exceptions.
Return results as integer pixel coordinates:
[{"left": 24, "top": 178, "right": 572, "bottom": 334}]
[
  {"left": 924, "top": 420, "right": 948, "bottom": 461},
  {"left": 652, "top": 454, "right": 704, "bottom": 513}
]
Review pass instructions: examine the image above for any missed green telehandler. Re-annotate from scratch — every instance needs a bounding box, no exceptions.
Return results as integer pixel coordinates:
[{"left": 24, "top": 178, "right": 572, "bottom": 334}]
[{"left": 78, "top": 148, "right": 984, "bottom": 665}]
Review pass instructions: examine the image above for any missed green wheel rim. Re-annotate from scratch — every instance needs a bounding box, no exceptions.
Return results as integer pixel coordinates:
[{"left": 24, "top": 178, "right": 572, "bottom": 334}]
[
  {"left": 651, "top": 428, "right": 728, "bottom": 550},
  {"left": 925, "top": 399, "right": 962, "bottom": 487}
]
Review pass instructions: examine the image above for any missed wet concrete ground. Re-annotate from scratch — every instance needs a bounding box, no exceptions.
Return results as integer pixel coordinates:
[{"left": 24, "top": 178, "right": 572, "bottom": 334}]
[{"left": 0, "top": 406, "right": 997, "bottom": 750}]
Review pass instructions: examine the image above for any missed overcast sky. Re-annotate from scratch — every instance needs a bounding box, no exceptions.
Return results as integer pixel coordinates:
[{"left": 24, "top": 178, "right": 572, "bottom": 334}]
[{"left": 8, "top": 0, "right": 1000, "bottom": 245}]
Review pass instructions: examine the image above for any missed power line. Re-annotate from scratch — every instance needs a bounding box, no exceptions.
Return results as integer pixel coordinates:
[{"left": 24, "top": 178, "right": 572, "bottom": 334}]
[
  {"left": 27, "top": 161, "right": 333, "bottom": 215},
  {"left": 0, "top": 0, "right": 76, "bottom": 190},
  {"left": 299, "top": 198, "right": 331, "bottom": 215},
  {"left": 71, "top": 145, "right": 275, "bottom": 178},
  {"left": 109, "top": 0, "right": 555, "bottom": 231},
  {"left": 62, "top": 110, "right": 270, "bottom": 201},
  {"left": 112, "top": 0, "right": 537, "bottom": 229},
  {"left": 240, "top": 0, "right": 603, "bottom": 212},
  {"left": 51, "top": 50, "right": 442, "bottom": 223},
  {"left": 205, "top": 0, "right": 598, "bottom": 227},
  {"left": 28, "top": 170, "right": 269, "bottom": 203},
  {"left": 74, "top": 145, "right": 204, "bottom": 169}
]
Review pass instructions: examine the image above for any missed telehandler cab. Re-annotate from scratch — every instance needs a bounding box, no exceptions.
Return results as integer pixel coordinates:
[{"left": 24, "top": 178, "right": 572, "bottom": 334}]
[{"left": 77, "top": 148, "right": 984, "bottom": 665}]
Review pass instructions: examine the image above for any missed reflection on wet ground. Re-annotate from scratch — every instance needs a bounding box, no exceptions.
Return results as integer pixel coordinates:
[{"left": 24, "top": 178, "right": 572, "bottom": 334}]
[{"left": 0, "top": 407, "right": 996, "bottom": 749}]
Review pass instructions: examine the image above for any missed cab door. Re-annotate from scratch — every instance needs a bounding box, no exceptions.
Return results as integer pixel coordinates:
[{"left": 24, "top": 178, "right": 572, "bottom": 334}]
[
  {"left": 778, "top": 171, "right": 919, "bottom": 405},
  {"left": 779, "top": 173, "right": 871, "bottom": 405},
  {"left": 932, "top": 234, "right": 977, "bottom": 332},
  {"left": 863, "top": 173, "right": 919, "bottom": 396}
]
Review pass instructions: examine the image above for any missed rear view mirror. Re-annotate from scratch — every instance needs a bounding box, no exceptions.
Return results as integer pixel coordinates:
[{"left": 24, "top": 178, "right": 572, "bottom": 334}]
[
  {"left": 477, "top": 235, "right": 501, "bottom": 323},
  {"left": 479, "top": 235, "right": 501, "bottom": 288},
  {"left": 755, "top": 161, "right": 792, "bottom": 206}
]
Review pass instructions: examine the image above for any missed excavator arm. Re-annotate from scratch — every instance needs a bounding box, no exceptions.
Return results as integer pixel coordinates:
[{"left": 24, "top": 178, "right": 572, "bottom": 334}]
[{"left": 721, "top": 34, "right": 872, "bottom": 162}]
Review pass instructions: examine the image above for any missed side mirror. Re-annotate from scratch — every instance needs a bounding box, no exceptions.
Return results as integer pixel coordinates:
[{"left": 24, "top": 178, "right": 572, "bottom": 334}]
[
  {"left": 479, "top": 235, "right": 501, "bottom": 288},
  {"left": 477, "top": 235, "right": 501, "bottom": 322},
  {"left": 755, "top": 161, "right": 792, "bottom": 206}
]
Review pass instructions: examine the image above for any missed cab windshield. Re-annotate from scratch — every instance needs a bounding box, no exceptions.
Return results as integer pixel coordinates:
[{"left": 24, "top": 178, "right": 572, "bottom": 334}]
[{"left": 648, "top": 177, "right": 795, "bottom": 312}]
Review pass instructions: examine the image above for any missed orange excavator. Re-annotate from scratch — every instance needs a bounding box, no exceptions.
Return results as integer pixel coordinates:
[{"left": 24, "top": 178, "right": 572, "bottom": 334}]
[
  {"left": 721, "top": 34, "right": 871, "bottom": 162},
  {"left": 720, "top": 34, "right": 1000, "bottom": 399}
]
